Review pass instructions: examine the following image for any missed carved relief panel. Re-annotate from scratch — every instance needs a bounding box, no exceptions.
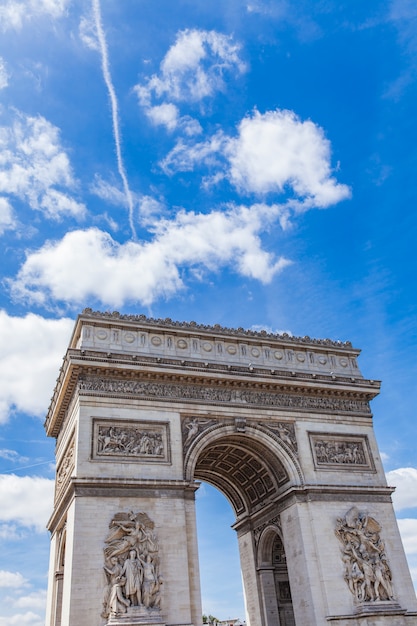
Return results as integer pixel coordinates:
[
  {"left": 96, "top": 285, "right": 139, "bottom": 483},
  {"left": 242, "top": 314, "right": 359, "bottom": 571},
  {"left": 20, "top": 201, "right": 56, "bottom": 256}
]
[
  {"left": 309, "top": 433, "right": 374, "bottom": 471},
  {"left": 335, "top": 506, "right": 395, "bottom": 604},
  {"left": 55, "top": 433, "right": 75, "bottom": 501},
  {"left": 92, "top": 419, "right": 171, "bottom": 464},
  {"left": 181, "top": 416, "right": 216, "bottom": 450},
  {"left": 263, "top": 421, "right": 298, "bottom": 455},
  {"left": 102, "top": 511, "right": 163, "bottom": 623}
]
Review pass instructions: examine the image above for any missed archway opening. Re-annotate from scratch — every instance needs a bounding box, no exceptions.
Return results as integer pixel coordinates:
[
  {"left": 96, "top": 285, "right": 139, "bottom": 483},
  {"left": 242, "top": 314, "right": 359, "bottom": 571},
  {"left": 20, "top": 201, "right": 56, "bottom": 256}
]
[
  {"left": 190, "top": 430, "right": 295, "bottom": 625},
  {"left": 196, "top": 482, "right": 246, "bottom": 622}
]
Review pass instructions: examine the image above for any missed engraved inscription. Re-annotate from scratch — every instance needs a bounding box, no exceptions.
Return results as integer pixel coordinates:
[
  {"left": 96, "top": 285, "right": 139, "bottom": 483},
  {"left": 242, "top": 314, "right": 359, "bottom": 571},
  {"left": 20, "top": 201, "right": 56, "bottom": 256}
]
[
  {"left": 310, "top": 433, "right": 374, "bottom": 470},
  {"left": 93, "top": 420, "right": 170, "bottom": 463}
]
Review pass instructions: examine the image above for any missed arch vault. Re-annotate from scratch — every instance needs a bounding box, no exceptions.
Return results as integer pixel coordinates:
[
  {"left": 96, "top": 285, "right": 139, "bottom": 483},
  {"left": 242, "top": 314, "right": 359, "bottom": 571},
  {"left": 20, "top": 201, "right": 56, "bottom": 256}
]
[{"left": 44, "top": 310, "right": 417, "bottom": 626}]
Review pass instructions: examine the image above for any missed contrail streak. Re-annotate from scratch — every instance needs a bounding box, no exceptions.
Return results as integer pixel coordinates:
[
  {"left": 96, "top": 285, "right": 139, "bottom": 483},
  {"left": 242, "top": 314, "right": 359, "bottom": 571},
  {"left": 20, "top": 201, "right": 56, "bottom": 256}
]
[{"left": 92, "top": 0, "right": 137, "bottom": 240}]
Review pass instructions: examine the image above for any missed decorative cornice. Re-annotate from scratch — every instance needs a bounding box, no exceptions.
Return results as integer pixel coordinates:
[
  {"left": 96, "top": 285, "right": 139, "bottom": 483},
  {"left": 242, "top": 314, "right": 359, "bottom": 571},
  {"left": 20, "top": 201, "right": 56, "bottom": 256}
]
[
  {"left": 45, "top": 355, "right": 377, "bottom": 437},
  {"left": 80, "top": 308, "right": 354, "bottom": 349}
]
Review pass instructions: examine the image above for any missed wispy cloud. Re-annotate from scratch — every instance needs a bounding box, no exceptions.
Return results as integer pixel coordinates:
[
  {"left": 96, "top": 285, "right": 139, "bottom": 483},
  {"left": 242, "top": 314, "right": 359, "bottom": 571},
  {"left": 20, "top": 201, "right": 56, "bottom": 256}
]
[
  {"left": 12, "top": 590, "right": 47, "bottom": 611},
  {"left": 10, "top": 204, "right": 290, "bottom": 308},
  {"left": 0, "top": 611, "right": 44, "bottom": 626},
  {"left": 0, "top": 0, "right": 69, "bottom": 31},
  {"left": 91, "top": 0, "right": 137, "bottom": 239},
  {"left": 0, "top": 58, "right": 8, "bottom": 89},
  {"left": 0, "top": 111, "right": 86, "bottom": 220},
  {"left": 0, "top": 450, "right": 29, "bottom": 464},
  {"left": 135, "top": 29, "right": 246, "bottom": 133},
  {"left": 90, "top": 176, "right": 165, "bottom": 227},
  {"left": 0, "top": 198, "right": 16, "bottom": 235}
]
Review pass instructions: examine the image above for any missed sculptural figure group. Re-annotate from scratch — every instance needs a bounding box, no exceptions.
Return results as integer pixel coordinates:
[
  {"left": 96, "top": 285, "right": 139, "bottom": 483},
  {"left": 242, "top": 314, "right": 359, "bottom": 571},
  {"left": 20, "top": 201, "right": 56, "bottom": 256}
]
[
  {"left": 335, "top": 507, "right": 394, "bottom": 603},
  {"left": 97, "top": 425, "right": 164, "bottom": 457},
  {"left": 102, "top": 512, "right": 162, "bottom": 620}
]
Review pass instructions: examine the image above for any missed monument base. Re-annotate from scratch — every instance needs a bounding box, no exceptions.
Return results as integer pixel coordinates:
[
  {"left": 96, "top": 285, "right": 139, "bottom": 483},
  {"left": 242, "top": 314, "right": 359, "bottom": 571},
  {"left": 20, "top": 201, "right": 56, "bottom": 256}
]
[
  {"left": 354, "top": 600, "right": 405, "bottom": 615},
  {"left": 327, "top": 602, "right": 417, "bottom": 625},
  {"left": 107, "top": 605, "right": 165, "bottom": 626}
]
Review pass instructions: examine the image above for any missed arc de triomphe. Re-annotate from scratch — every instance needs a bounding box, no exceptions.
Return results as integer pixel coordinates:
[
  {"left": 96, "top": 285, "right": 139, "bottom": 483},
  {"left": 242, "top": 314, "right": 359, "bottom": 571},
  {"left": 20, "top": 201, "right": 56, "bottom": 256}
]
[{"left": 44, "top": 310, "right": 417, "bottom": 626}]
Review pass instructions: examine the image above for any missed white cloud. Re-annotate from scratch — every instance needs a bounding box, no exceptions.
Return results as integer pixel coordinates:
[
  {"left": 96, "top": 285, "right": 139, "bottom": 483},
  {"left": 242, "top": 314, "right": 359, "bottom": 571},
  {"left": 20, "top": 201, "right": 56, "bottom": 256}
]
[
  {"left": 0, "top": 611, "right": 44, "bottom": 626},
  {"left": 161, "top": 110, "right": 350, "bottom": 210},
  {"left": 227, "top": 109, "right": 351, "bottom": 207},
  {"left": 79, "top": 14, "right": 99, "bottom": 51},
  {"left": 13, "top": 590, "right": 47, "bottom": 610},
  {"left": 0, "top": 58, "right": 9, "bottom": 89},
  {"left": 10, "top": 204, "right": 291, "bottom": 308},
  {"left": 0, "top": 523, "right": 25, "bottom": 540},
  {"left": 0, "top": 449, "right": 28, "bottom": 463},
  {"left": 137, "top": 29, "right": 246, "bottom": 105},
  {"left": 0, "top": 111, "right": 85, "bottom": 219},
  {"left": 0, "top": 570, "right": 27, "bottom": 588},
  {"left": 0, "top": 311, "right": 73, "bottom": 421},
  {"left": 136, "top": 29, "right": 245, "bottom": 133},
  {"left": 0, "top": 0, "right": 69, "bottom": 31},
  {"left": 397, "top": 518, "right": 417, "bottom": 554},
  {"left": 0, "top": 197, "right": 16, "bottom": 234},
  {"left": 90, "top": 175, "right": 129, "bottom": 207},
  {"left": 397, "top": 518, "right": 417, "bottom": 594},
  {"left": 250, "top": 324, "right": 292, "bottom": 335},
  {"left": 137, "top": 195, "right": 165, "bottom": 225},
  {"left": 146, "top": 103, "right": 180, "bottom": 131},
  {"left": 90, "top": 176, "right": 165, "bottom": 226},
  {"left": 386, "top": 467, "right": 417, "bottom": 510},
  {"left": 160, "top": 131, "right": 228, "bottom": 175},
  {"left": 145, "top": 104, "right": 202, "bottom": 135},
  {"left": 0, "top": 474, "right": 54, "bottom": 532}
]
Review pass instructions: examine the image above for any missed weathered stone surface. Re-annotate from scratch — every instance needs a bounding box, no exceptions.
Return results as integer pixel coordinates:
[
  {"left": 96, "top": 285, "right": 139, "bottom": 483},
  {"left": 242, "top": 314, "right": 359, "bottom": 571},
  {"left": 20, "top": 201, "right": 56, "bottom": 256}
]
[{"left": 44, "top": 313, "right": 417, "bottom": 626}]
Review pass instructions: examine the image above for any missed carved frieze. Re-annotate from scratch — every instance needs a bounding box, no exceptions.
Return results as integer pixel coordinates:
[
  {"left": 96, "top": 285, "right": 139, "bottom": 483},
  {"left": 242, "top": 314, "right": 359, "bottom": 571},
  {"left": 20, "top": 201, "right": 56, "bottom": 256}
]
[
  {"left": 79, "top": 376, "right": 371, "bottom": 415},
  {"left": 55, "top": 433, "right": 75, "bottom": 500},
  {"left": 309, "top": 433, "right": 374, "bottom": 471},
  {"left": 92, "top": 419, "right": 170, "bottom": 464},
  {"left": 335, "top": 506, "right": 395, "bottom": 604},
  {"left": 102, "top": 511, "right": 163, "bottom": 622}
]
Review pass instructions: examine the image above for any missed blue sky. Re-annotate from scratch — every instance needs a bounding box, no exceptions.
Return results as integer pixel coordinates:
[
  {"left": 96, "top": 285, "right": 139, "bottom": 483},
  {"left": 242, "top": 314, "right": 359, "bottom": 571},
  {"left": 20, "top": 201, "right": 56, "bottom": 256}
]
[{"left": 0, "top": 0, "right": 416, "bottom": 623}]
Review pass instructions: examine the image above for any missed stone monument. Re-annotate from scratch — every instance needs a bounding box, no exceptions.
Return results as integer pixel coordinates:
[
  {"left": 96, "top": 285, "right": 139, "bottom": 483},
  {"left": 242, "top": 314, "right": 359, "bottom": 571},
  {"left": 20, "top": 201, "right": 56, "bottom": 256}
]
[{"left": 44, "top": 310, "right": 417, "bottom": 625}]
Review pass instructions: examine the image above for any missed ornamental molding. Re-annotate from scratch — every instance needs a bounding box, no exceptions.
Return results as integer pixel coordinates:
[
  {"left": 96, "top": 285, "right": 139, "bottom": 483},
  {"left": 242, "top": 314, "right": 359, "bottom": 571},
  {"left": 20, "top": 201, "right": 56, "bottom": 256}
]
[
  {"left": 81, "top": 308, "right": 353, "bottom": 349},
  {"left": 79, "top": 374, "right": 371, "bottom": 416}
]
